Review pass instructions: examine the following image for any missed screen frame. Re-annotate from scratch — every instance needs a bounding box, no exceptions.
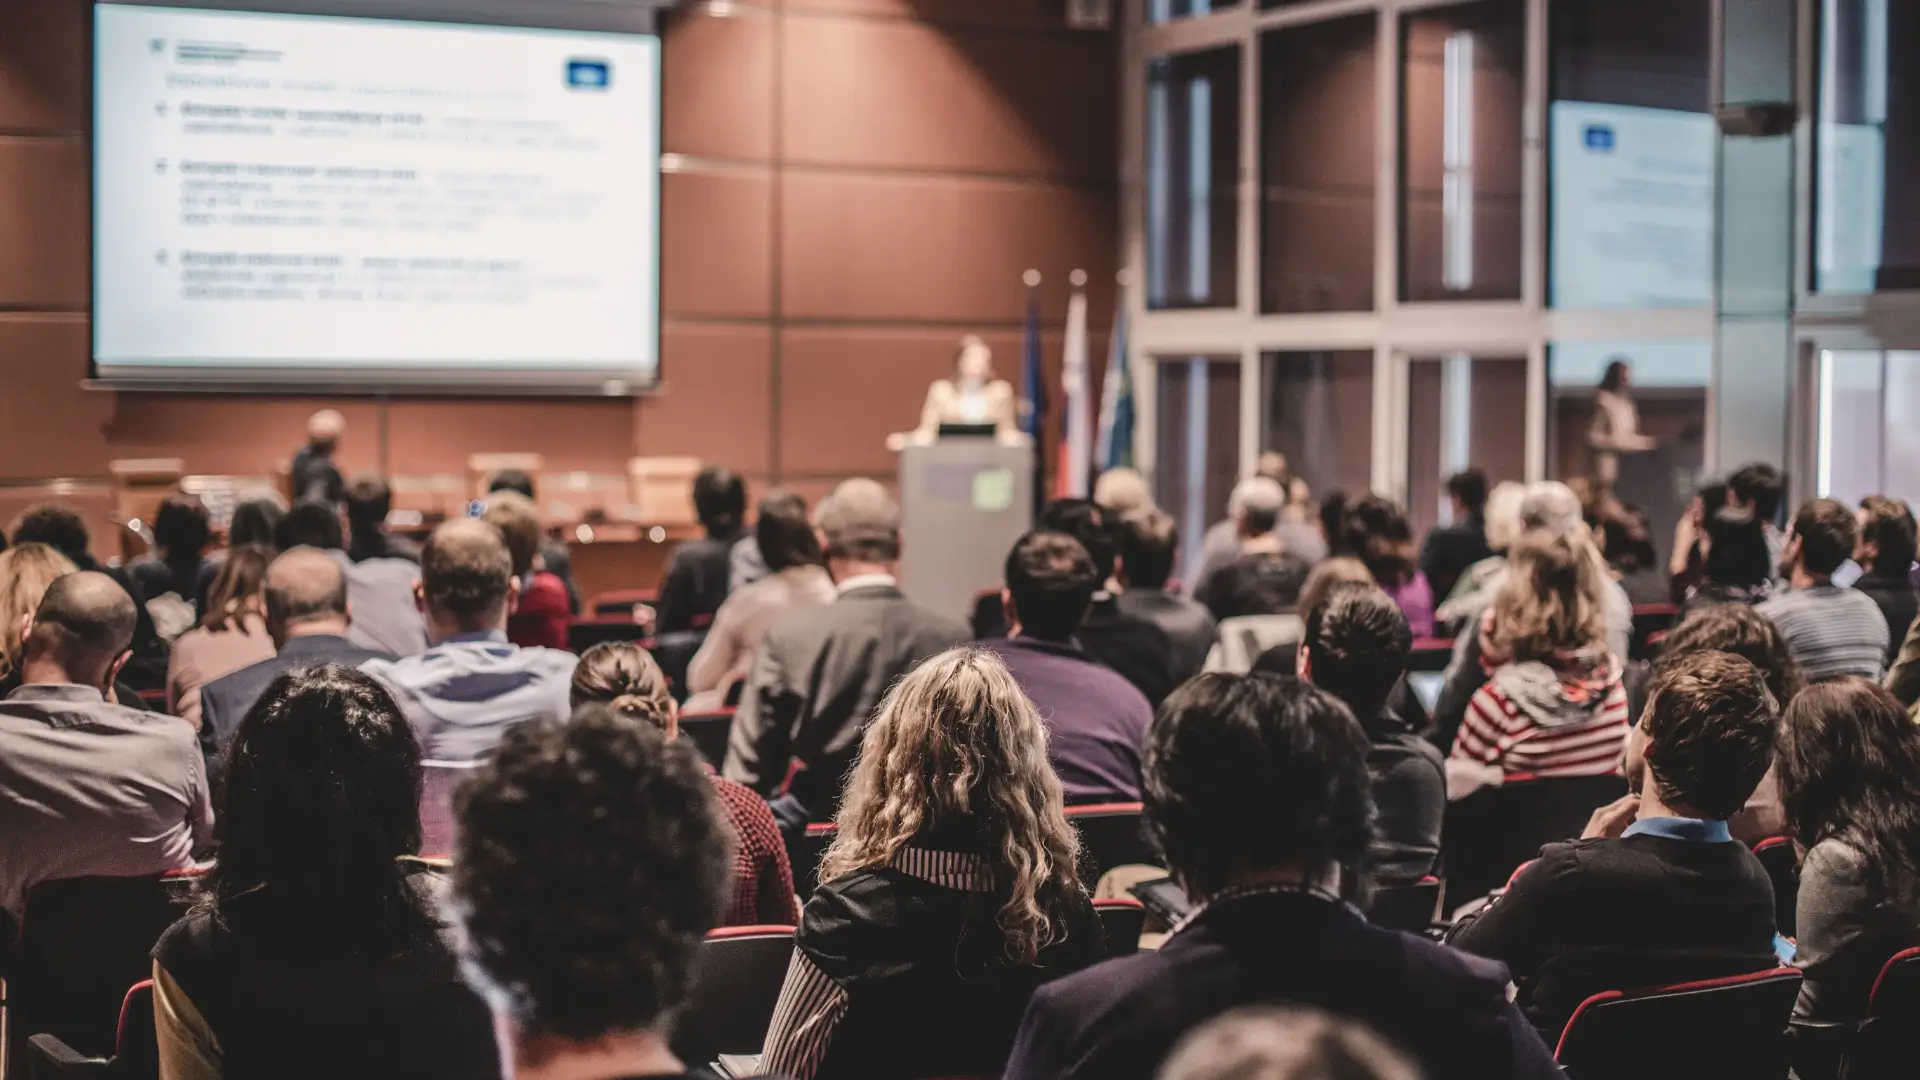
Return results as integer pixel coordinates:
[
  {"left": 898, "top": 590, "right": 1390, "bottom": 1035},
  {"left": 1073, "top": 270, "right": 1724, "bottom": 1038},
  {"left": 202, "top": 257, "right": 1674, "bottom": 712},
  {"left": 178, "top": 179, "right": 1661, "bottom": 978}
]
[{"left": 87, "top": 0, "right": 665, "bottom": 397}]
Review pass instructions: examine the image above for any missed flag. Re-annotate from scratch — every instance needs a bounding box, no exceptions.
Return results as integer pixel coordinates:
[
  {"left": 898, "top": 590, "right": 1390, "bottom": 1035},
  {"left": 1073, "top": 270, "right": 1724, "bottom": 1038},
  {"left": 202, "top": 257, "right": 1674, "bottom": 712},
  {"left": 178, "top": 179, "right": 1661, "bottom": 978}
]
[
  {"left": 1094, "top": 304, "right": 1134, "bottom": 472},
  {"left": 1057, "top": 286, "right": 1091, "bottom": 498},
  {"left": 1019, "top": 292, "right": 1048, "bottom": 516}
]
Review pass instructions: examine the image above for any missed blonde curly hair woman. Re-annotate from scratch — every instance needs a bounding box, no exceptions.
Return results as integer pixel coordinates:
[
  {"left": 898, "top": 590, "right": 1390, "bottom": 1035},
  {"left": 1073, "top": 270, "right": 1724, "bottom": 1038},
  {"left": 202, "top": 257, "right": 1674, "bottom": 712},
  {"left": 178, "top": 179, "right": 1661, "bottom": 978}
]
[{"left": 760, "top": 647, "right": 1107, "bottom": 1080}]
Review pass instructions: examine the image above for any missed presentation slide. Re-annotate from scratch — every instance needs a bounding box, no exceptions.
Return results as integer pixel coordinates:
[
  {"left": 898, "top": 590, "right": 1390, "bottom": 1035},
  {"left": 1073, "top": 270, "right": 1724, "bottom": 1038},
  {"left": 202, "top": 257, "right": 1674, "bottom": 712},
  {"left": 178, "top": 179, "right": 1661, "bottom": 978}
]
[
  {"left": 1550, "top": 101, "right": 1714, "bottom": 311},
  {"left": 93, "top": 4, "right": 660, "bottom": 389}
]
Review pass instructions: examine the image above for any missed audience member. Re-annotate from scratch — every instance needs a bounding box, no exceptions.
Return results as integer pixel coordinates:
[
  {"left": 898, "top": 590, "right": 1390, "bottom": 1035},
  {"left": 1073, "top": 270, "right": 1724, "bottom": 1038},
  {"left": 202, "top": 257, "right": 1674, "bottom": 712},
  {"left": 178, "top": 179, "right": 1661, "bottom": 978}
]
[
  {"left": 1199, "top": 454, "right": 1328, "bottom": 580},
  {"left": 277, "top": 499, "right": 428, "bottom": 656},
  {"left": 1728, "top": 462, "right": 1788, "bottom": 570},
  {"left": 1435, "top": 480, "right": 1525, "bottom": 623},
  {"left": 1196, "top": 477, "right": 1312, "bottom": 622},
  {"left": 129, "top": 491, "right": 213, "bottom": 630},
  {"left": 197, "top": 546, "right": 397, "bottom": 765},
  {"left": 570, "top": 642, "right": 799, "bottom": 927},
  {"left": 1757, "top": 499, "right": 1889, "bottom": 681},
  {"left": 1339, "top": 496, "right": 1436, "bottom": 637},
  {"left": 1115, "top": 506, "right": 1217, "bottom": 686},
  {"left": 168, "top": 544, "right": 276, "bottom": 730},
  {"left": 1004, "top": 672, "right": 1560, "bottom": 1080},
  {"left": 1654, "top": 604, "right": 1804, "bottom": 843},
  {"left": 1442, "top": 531, "right": 1630, "bottom": 785},
  {"left": 13, "top": 502, "right": 169, "bottom": 689},
  {"left": 686, "top": 490, "right": 834, "bottom": 711},
  {"left": 1297, "top": 557, "right": 1376, "bottom": 627},
  {"left": 726, "top": 478, "right": 966, "bottom": 821},
  {"left": 290, "top": 408, "right": 346, "bottom": 507},
  {"left": 1299, "top": 585, "right": 1443, "bottom": 884},
  {"left": 486, "top": 469, "right": 577, "bottom": 611},
  {"left": 1155, "top": 1007, "right": 1421, "bottom": 1080},
  {"left": 760, "top": 648, "right": 1105, "bottom": 1079},
  {"left": 1681, "top": 507, "right": 1775, "bottom": 615},
  {"left": 481, "top": 490, "right": 570, "bottom": 651},
  {"left": 656, "top": 464, "right": 748, "bottom": 635},
  {"left": 152, "top": 666, "right": 497, "bottom": 1080},
  {"left": 0, "top": 544, "right": 78, "bottom": 695},
  {"left": 1599, "top": 504, "right": 1667, "bottom": 607},
  {"left": 1853, "top": 495, "right": 1919, "bottom": 661},
  {"left": 1448, "top": 651, "right": 1780, "bottom": 1040},
  {"left": 981, "top": 532, "right": 1154, "bottom": 803},
  {"left": 1776, "top": 679, "right": 1920, "bottom": 1080},
  {"left": 361, "top": 520, "right": 575, "bottom": 761},
  {"left": 1420, "top": 469, "right": 1493, "bottom": 604},
  {"left": 197, "top": 495, "right": 286, "bottom": 610},
  {"left": 448, "top": 706, "right": 735, "bottom": 1080},
  {"left": 0, "top": 572, "right": 212, "bottom": 919},
  {"left": 1094, "top": 466, "right": 1155, "bottom": 516},
  {"left": 344, "top": 474, "right": 419, "bottom": 564},
  {"left": 1039, "top": 498, "right": 1179, "bottom": 705}
]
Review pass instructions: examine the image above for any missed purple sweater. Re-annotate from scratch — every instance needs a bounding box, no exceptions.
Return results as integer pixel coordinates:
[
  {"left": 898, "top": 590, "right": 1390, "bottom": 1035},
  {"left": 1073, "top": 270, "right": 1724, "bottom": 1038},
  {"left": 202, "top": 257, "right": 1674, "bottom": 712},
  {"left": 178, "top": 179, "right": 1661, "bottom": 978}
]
[
  {"left": 1386, "top": 573, "right": 1438, "bottom": 638},
  {"left": 978, "top": 636, "right": 1152, "bottom": 803}
]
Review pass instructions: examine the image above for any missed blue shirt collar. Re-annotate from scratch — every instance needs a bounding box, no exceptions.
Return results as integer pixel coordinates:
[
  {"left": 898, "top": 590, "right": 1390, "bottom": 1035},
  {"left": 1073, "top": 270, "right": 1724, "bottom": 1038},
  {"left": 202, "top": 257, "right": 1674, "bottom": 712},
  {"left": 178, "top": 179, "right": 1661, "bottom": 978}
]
[
  {"left": 1621, "top": 817, "right": 1734, "bottom": 843},
  {"left": 431, "top": 629, "right": 509, "bottom": 648}
]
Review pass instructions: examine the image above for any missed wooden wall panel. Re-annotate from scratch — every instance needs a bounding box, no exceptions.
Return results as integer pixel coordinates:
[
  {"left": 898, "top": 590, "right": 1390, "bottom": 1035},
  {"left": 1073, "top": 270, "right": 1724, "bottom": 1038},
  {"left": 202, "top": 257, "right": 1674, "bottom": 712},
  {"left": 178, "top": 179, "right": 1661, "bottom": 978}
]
[
  {"left": 781, "top": 0, "right": 1077, "bottom": 32},
  {"left": 661, "top": 8, "right": 777, "bottom": 161},
  {"left": 661, "top": 170, "right": 773, "bottom": 318},
  {"left": 641, "top": 325, "right": 774, "bottom": 474},
  {"left": 0, "top": 139, "right": 87, "bottom": 306},
  {"left": 0, "top": 315, "right": 107, "bottom": 478},
  {"left": 0, "top": 0, "right": 85, "bottom": 133}
]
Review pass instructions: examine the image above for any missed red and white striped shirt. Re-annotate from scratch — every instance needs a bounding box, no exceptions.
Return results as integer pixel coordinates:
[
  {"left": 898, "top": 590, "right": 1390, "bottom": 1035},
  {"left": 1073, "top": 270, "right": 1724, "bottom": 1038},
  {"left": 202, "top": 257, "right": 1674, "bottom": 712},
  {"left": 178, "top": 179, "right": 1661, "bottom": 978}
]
[{"left": 1452, "top": 667, "right": 1630, "bottom": 781}]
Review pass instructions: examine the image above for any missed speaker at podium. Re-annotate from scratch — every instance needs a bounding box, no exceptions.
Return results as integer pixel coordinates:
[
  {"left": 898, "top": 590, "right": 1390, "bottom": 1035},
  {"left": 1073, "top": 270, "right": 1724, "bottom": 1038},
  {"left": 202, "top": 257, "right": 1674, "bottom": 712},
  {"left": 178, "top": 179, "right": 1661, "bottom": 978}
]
[{"left": 898, "top": 430, "right": 1034, "bottom": 625}]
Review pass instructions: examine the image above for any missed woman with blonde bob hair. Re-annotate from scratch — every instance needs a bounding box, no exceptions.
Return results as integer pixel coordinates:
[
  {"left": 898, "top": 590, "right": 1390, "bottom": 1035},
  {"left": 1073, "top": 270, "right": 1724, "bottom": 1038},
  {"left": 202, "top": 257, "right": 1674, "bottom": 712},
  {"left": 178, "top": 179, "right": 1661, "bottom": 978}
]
[
  {"left": 0, "top": 543, "right": 80, "bottom": 689},
  {"left": 1445, "top": 530, "right": 1630, "bottom": 792},
  {"left": 760, "top": 647, "right": 1107, "bottom": 1080}
]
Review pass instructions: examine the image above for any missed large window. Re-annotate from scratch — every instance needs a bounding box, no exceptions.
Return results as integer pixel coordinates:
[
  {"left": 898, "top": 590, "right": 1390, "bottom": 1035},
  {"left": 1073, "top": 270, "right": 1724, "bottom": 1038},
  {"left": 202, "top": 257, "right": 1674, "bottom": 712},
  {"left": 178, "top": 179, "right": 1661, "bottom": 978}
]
[
  {"left": 1400, "top": 0, "right": 1525, "bottom": 303},
  {"left": 1812, "top": 0, "right": 1920, "bottom": 293},
  {"left": 1262, "top": 350, "right": 1374, "bottom": 499},
  {"left": 1149, "top": 0, "right": 1238, "bottom": 24},
  {"left": 1406, "top": 354, "right": 1528, "bottom": 541},
  {"left": 1147, "top": 48, "right": 1242, "bottom": 310},
  {"left": 1261, "top": 14, "right": 1378, "bottom": 313},
  {"left": 1549, "top": 0, "right": 1714, "bottom": 308},
  {"left": 1157, "top": 358, "right": 1243, "bottom": 577},
  {"left": 1817, "top": 350, "right": 1920, "bottom": 506}
]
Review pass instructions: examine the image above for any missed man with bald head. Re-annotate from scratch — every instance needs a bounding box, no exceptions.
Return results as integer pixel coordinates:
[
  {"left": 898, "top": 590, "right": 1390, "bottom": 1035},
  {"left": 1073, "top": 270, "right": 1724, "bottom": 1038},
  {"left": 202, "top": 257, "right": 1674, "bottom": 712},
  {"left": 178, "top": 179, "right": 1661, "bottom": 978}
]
[
  {"left": 198, "top": 546, "right": 398, "bottom": 763},
  {"left": 0, "top": 572, "right": 212, "bottom": 921},
  {"left": 291, "top": 408, "right": 346, "bottom": 506},
  {"left": 361, "top": 519, "right": 576, "bottom": 761}
]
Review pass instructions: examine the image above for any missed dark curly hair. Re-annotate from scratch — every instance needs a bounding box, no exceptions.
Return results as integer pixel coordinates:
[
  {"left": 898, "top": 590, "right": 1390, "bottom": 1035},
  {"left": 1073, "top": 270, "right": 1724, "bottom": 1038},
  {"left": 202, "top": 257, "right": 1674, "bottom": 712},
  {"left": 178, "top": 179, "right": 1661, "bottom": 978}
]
[
  {"left": 449, "top": 705, "right": 734, "bottom": 1041},
  {"left": 1303, "top": 584, "right": 1411, "bottom": 733},
  {"left": 1144, "top": 673, "right": 1374, "bottom": 903},
  {"left": 10, "top": 502, "right": 91, "bottom": 562},
  {"left": 209, "top": 665, "right": 431, "bottom": 953},
  {"left": 1778, "top": 679, "right": 1920, "bottom": 898}
]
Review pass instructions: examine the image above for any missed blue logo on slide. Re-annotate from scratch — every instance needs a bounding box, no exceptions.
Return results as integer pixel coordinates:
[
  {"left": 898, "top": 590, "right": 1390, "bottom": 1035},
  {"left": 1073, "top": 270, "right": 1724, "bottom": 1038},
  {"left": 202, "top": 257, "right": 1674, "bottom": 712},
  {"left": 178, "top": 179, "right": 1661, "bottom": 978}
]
[
  {"left": 567, "top": 59, "right": 611, "bottom": 90},
  {"left": 1584, "top": 124, "right": 1616, "bottom": 152}
]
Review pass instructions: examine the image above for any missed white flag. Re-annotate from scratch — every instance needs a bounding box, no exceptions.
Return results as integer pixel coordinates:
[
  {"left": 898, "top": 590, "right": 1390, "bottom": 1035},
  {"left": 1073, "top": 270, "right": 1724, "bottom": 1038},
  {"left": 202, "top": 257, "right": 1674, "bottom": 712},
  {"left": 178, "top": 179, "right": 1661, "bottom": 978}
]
[{"left": 1061, "top": 287, "right": 1091, "bottom": 498}]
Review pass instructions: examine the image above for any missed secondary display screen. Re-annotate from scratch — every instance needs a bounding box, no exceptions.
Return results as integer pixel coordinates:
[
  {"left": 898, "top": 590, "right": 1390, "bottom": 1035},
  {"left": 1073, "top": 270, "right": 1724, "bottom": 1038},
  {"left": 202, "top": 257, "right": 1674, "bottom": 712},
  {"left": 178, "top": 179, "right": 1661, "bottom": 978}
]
[{"left": 92, "top": 3, "right": 661, "bottom": 392}]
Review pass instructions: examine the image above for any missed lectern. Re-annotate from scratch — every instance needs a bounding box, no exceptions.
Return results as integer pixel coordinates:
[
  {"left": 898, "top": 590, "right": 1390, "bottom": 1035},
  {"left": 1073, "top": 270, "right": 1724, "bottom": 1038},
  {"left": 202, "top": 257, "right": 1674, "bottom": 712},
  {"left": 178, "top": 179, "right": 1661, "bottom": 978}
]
[{"left": 898, "top": 440, "right": 1033, "bottom": 624}]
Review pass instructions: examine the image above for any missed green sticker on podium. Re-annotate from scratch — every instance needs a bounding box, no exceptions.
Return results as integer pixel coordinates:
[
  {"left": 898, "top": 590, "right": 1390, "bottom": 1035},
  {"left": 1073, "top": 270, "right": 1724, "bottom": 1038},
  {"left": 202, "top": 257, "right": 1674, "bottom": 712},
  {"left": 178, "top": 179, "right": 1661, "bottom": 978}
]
[{"left": 972, "top": 469, "right": 1015, "bottom": 512}]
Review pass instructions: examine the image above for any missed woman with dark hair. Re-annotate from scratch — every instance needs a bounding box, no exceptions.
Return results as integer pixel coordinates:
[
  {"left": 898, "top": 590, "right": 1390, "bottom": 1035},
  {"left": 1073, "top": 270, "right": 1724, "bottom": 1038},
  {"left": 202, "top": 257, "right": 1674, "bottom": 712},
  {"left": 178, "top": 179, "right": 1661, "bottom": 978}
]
[
  {"left": 685, "top": 490, "right": 835, "bottom": 710},
  {"left": 131, "top": 492, "right": 214, "bottom": 619},
  {"left": 1337, "top": 496, "right": 1435, "bottom": 637},
  {"left": 152, "top": 665, "right": 497, "bottom": 1080},
  {"left": 570, "top": 641, "right": 799, "bottom": 927},
  {"left": 759, "top": 647, "right": 1105, "bottom": 1080},
  {"left": 1854, "top": 495, "right": 1919, "bottom": 663},
  {"left": 195, "top": 495, "right": 285, "bottom": 612},
  {"left": 1777, "top": 679, "right": 1920, "bottom": 1080},
  {"left": 1679, "top": 507, "right": 1775, "bottom": 615},
  {"left": 652, "top": 464, "right": 748, "bottom": 635},
  {"left": 168, "top": 544, "right": 275, "bottom": 729}
]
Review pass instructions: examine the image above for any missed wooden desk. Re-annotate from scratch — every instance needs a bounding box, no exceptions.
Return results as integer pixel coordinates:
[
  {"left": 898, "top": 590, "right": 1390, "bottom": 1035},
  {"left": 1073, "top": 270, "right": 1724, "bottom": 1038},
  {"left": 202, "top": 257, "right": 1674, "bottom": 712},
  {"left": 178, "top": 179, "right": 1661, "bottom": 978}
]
[{"left": 560, "top": 522, "right": 700, "bottom": 603}]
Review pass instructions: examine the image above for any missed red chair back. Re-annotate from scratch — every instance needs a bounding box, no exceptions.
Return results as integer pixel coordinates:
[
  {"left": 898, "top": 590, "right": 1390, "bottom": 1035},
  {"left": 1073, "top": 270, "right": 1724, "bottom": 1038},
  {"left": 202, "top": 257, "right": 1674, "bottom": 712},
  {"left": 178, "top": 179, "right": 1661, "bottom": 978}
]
[
  {"left": 671, "top": 926, "right": 797, "bottom": 1070},
  {"left": 1848, "top": 947, "right": 1920, "bottom": 1080},
  {"left": 1092, "top": 897, "right": 1146, "bottom": 957},
  {"left": 679, "top": 710, "right": 735, "bottom": 771},
  {"left": 1407, "top": 638, "right": 1456, "bottom": 673},
  {"left": 566, "top": 616, "right": 654, "bottom": 654},
  {"left": 418, "top": 759, "right": 483, "bottom": 860},
  {"left": 589, "top": 588, "right": 657, "bottom": 615},
  {"left": 1365, "top": 877, "right": 1441, "bottom": 934},
  {"left": 1553, "top": 968, "right": 1802, "bottom": 1080},
  {"left": 1751, "top": 836, "right": 1798, "bottom": 938},
  {"left": 1064, "top": 803, "right": 1151, "bottom": 885},
  {"left": 9, "top": 873, "right": 199, "bottom": 1076}
]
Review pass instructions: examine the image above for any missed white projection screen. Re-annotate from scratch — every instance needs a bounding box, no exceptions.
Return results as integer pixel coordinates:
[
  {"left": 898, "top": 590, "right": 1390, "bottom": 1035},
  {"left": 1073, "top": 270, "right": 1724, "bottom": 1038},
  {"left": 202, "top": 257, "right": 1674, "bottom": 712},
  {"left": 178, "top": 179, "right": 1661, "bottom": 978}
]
[{"left": 91, "top": 0, "right": 662, "bottom": 393}]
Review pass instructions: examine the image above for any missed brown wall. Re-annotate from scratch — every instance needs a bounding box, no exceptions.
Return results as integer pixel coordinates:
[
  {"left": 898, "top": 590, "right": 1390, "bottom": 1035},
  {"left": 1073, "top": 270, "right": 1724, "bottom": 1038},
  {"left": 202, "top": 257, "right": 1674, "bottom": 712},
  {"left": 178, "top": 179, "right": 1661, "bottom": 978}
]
[{"left": 0, "top": 0, "right": 1118, "bottom": 501}]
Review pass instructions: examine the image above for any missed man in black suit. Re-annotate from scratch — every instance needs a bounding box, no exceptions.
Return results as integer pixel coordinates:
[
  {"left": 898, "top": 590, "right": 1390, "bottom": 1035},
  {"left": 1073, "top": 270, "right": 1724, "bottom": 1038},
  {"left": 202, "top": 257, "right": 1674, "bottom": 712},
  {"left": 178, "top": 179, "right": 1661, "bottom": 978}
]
[
  {"left": 1419, "top": 468, "right": 1493, "bottom": 605},
  {"left": 1447, "top": 650, "right": 1781, "bottom": 1041},
  {"left": 198, "top": 546, "right": 395, "bottom": 764},
  {"left": 1114, "top": 506, "right": 1216, "bottom": 688},
  {"left": 724, "top": 478, "right": 966, "bottom": 823},
  {"left": 1039, "top": 499, "right": 1179, "bottom": 706},
  {"left": 1004, "top": 673, "right": 1560, "bottom": 1080}
]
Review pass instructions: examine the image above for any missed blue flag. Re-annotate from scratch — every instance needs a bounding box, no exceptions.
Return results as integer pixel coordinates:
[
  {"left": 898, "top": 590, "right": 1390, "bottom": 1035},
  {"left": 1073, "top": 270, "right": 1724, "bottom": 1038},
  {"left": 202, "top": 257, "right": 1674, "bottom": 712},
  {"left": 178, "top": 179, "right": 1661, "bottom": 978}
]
[
  {"left": 1019, "top": 293, "right": 1047, "bottom": 514},
  {"left": 1095, "top": 304, "right": 1134, "bottom": 471}
]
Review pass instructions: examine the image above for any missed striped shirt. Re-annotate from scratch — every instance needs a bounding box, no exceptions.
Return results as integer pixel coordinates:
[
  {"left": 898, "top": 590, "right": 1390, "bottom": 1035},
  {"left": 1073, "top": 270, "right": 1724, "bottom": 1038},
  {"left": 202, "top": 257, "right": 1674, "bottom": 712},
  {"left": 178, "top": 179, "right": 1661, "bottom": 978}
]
[
  {"left": 1756, "top": 585, "right": 1890, "bottom": 682},
  {"left": 1452, "top": 670, "right": 1630, "bottom": 781}
]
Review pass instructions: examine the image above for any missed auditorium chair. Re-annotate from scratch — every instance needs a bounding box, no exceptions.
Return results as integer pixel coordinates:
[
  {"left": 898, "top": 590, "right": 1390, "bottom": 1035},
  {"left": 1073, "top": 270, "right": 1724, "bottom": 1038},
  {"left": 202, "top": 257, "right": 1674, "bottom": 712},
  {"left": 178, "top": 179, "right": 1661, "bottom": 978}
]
[
  {"left": 1630, "top": 603, "right": 1680, "bottom": 661},
  {"left": 1440, "top": 774, "right": 1628, "bottom": 911},
  {"left": 1063, "top": 803, "right": 1152, "bottom": 886},
  {"left": 1365, "top": 876, "right": 1443, "bottom": 934},
  {"left": 1843, "top": 946, "right": 1920, "bottom": 1080},
  {"left": 565, "top": 615, "right": 654, "bottom": 654},
  {"left": 419, "top": 759, "right": 482, "bottom": 859},
  {"left": 589, "top": 588, "right": 659, "bottom": 616},
  {"left": 679, "top": 710, "right": 734, "bottom": 770},
  {"left": 1092, "top": 897, "right": 1147, "bottom": 958},
  {"left": 789, "top": 823, "right": 837, "bottom": 899},
  {"left": 671, "top": 925, "right": 797, "bottom": 1070},
  {"left": 6, "top": 873, "right": 200, "bottom": 1080},
  {"left": 1406, "top": 637, "right": 1456, "bottom": 674},
  {"left": 1752, "top": 836, "right": 1799, "bottom": 938},
  {"left": 24, "top": 980, "right": 157, "bottom": 1080},
  {"left": 1552, "top": 967, "right": 1802, "bottom": 1080}
]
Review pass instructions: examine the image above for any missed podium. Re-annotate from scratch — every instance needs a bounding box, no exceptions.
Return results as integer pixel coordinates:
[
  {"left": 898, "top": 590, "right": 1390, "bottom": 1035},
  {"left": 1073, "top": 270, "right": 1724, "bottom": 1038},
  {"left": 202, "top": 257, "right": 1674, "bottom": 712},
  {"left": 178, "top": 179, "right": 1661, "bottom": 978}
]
[{"left": 898, "top": 441, "right": 1033, "bottom": 624}]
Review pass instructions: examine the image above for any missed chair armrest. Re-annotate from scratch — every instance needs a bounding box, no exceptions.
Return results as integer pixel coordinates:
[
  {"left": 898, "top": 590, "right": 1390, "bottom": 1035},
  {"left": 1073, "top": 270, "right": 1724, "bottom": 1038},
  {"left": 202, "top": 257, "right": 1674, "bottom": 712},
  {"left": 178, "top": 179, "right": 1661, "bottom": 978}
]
[{"left": 25, "top": 1034, "right": 113, "bottom": 1080}]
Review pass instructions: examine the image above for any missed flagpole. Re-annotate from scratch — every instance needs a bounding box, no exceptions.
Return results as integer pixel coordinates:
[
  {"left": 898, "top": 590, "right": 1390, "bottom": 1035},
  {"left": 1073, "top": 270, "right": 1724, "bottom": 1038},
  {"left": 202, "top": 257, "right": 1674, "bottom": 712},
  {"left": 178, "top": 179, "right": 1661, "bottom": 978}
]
[{"left": 1061, "top": 269, "right": 1092, "bottom": 499}]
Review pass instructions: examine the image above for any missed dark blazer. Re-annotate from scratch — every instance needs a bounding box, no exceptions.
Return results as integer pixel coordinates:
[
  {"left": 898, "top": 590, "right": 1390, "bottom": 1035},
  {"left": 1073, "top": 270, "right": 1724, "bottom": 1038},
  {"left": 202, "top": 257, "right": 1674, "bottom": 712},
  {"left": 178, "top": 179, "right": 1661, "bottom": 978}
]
[
  {"left": 199, "top": 635, "right": 397, "bottom": 764},
  {"left": 657, "top": 531, "right": 745, "bottom": 634},
  {"left": 1077, "top": 595, "right": 1179, "bottom": 707},
  {"left": 1447, "top": 827, "right": 1779, "bottom": 1042},
  {"left": 1421, "top": 518, "right": 1492, "bottom": 606},
  {"left": 1004, "top": 890, "right": 1561, "bottom": 1080},
  {"left": 1115, "top": 588, "right": 1216, "bottom": 687},
  {"left": 724, "top": 584, "right": 967, "bottom": 819},
  {"left": 1365, "top": 705, "right": 1446, "bottom": 885},
  {"left": 1854, "top": 571, "right": 1920, "bottom": 666}
]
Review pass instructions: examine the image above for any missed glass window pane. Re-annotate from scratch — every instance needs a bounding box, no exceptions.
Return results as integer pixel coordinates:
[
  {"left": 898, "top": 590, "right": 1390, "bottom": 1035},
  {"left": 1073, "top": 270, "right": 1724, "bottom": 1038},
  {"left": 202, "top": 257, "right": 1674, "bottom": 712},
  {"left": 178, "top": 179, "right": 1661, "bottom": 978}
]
[
  {"left": 1147, "top": 48, "right": 1242, "bottom": 310},
  {"left": 1549, "top": 0, "right": 1714, "bottom": 309},
  {"left": 1812, "top": 0, "right": 1918, "bottom": 293},
  {"left": 1549, "top": 340, "right": 1708, "bottom": 567},
  {"left": 1261, "top": 14, "right": 1378, "bottom": 313},
  {"left": 1156, "top": 357, "right": 1243, "bottom": 578},
  {"left": 1149, "top": 0, "right": 1239, "bottom": 25},
  {"left": 1401, "top": 0, "right": 1525, "bottom": 303},
  {"left": 1817, "top": 350, "right": 1920, "bottom": 506},
  {"left": 1261, "top": 350, "right": 1374, "bottom": 500},
  {"left": 1405, "top": 355, "right": 1528, "bottom": 543}
]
